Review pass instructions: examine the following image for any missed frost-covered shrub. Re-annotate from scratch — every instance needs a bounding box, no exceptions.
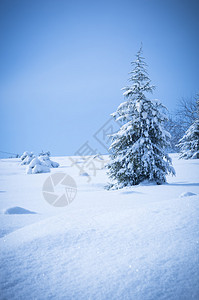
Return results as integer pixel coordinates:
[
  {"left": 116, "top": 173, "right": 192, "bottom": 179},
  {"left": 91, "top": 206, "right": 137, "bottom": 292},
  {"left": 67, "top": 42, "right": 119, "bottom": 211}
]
[
  {"left": 177, "top": 119, "right": 199, "bottom": 159},
  {"left": 21, "top": 150, "right": 59, "bottom": 174},
  {"left": 21, "top": 151, "right": 31, "bottom": 161},
  {"left": 21, "top": 152, "right": 35, "bottom": 165},
  {"left": 38, "top": 151, "right": 51, "bottom": 157},
  {"left": 38, "top": 155, "right": 59, "bottom": 168},
  {"left": 26, "top": 158, "right": 50, "bottom": 174},
  {"left": 26, "top": 154, "right": 59, "bottom": 174}
]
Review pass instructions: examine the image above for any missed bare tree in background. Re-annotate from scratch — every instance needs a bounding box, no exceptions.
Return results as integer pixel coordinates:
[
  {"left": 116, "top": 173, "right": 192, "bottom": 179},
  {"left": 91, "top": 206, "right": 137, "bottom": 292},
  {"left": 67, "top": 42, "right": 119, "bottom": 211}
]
[
  {"left": 166, "top": 94, "right": 198, "bottom": 152},
  {"left": 165, "top": 114, "right": 184, "bottom": 152},
  {"left": 176, "top": 96, "right": 197, "bottom": 129}
]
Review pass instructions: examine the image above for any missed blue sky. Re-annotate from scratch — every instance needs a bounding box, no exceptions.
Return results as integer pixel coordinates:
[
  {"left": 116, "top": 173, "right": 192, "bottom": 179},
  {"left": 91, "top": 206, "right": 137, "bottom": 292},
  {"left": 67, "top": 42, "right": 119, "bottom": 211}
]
[{"left": 0, "top": 0, "right": 199, "bottom": 157}]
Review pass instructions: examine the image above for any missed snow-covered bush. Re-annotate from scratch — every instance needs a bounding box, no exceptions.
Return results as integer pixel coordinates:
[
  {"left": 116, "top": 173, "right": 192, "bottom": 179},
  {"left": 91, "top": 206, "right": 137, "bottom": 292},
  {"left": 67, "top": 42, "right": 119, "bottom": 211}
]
[
  {"left": 26, "top": 154, "right": 59, "bottom": 174},
  {"left": 21, "top": 151, "right": 31, "bottom": 161},
  {"left": 38, "top": 151, "right": 51, "bottom": 157},
  {"left": 106, "top": 47, "right": 175, "bottom": 189},
  {"left": 21, "top": 152, "right": 35, "bottom": 165},
  {"left": 21, "top": 150, "right": 59, "bottom": 174},
  {"left": 38, "top": 155, "right": 59, "bottom": 168},
  {"left": 177, "top": 95, "right": 199, "bottom": 159},
  {"left": 26, "top": 158, "right": 51, "bottom": 174},
  {"left": 177, "top": 119, "right": 199, "bottom": 159}
]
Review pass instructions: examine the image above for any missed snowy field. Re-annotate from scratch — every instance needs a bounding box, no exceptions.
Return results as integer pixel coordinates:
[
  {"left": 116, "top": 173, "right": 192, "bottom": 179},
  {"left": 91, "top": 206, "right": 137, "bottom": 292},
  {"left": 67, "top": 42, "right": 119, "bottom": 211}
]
[{"left": 0, "top": 154, "right": 199, "bottom": 300}]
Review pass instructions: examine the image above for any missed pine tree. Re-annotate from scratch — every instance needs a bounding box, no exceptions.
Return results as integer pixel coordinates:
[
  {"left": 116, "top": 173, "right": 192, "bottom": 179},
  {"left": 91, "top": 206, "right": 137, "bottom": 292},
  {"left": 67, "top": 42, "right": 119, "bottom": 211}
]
[
  {"left": 106, "top": 47, "right": 175, "bottom": 189},
  {"left": 177, "top": 94, "right": 199, "bottom": 159}
]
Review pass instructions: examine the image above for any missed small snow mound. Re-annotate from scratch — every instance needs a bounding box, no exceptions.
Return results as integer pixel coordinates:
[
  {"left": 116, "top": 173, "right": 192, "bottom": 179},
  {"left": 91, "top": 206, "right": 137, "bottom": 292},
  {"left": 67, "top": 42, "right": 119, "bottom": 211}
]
[
  {"left": 180, "top": 192, "right": 197, "bottom": 198},
  {"left": 80, "top": 172, "right": 89, "bottom": 177},
  {"left": 4, "top": 206, "right": 37, "bottom": 215}
]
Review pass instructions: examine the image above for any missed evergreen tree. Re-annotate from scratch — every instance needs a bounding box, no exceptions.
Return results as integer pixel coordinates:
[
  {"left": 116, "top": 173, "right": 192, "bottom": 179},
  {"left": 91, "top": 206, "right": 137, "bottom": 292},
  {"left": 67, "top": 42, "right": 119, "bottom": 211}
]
[
  {"left": 177, "top": 94, "right": 199, "bottom": 159},
  {"left": 106, "top": 47, "right": 175, "bottom": 189}
]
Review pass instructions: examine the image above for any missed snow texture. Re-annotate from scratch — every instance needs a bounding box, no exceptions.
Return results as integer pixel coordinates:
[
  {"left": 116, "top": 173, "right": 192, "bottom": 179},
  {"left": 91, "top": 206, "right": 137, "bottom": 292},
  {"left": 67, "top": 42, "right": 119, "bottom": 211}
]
[{"left": 0, "top": 154, "right": 199, "bottom": 299}]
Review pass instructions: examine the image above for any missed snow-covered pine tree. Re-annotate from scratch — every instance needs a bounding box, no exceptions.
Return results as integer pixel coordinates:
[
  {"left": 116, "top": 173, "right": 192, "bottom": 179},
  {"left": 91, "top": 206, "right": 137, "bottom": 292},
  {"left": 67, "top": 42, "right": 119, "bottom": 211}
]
[
  {"left": 106, "top": 47, "right": 175, "bottom": 189},
  {"left": 177, "top": 94, "right": 199, "bottom": 159}
]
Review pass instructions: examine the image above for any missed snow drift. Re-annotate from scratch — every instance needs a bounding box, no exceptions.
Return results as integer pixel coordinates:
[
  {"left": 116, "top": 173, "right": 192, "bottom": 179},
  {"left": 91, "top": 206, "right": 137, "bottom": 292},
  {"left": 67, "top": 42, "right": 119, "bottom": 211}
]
[{"left": 0, "top": 154, "right": 199, "bottom": 299}]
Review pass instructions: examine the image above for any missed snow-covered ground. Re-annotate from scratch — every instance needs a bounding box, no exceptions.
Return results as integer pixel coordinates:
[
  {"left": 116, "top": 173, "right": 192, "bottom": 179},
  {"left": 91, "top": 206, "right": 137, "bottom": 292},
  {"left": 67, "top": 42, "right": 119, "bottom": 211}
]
[{"left": 0, "top": 154, "right": 199, "bottom": 299}]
